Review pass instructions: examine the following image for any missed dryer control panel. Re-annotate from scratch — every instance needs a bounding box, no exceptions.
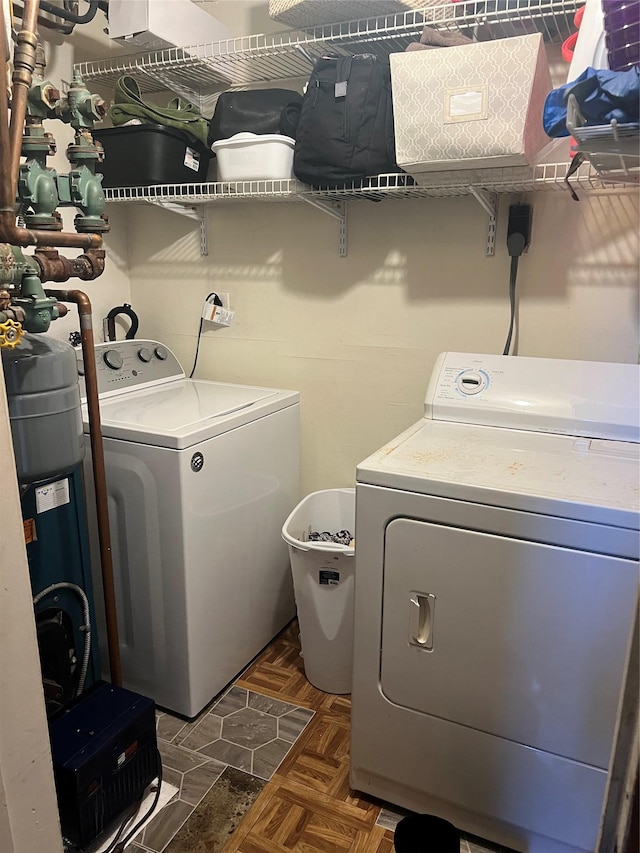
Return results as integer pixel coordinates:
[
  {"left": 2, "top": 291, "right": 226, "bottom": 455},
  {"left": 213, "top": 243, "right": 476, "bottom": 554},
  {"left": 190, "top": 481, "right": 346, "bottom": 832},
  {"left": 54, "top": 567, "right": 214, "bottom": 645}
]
[
  {"left": 76, "top": 339, "right": 185, "bottom": 400},
  {"left": 424, "top": 351, "right": 639, "bottom": 443}
]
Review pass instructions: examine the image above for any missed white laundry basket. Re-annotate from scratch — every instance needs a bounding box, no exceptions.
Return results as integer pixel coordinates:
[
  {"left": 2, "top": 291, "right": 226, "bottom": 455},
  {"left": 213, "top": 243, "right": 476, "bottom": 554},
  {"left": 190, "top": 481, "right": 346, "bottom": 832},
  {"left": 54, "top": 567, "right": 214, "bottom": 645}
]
[{"left": 282, "top": 488, "right": 355, "bottom": 694}]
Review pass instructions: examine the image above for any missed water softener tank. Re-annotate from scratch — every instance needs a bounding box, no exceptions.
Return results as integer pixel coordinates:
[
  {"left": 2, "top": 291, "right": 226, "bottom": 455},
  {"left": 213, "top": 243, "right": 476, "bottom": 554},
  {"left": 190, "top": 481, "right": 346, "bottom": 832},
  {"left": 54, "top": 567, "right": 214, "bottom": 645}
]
[
  {"left": 1, "top": 332, "right": 84, "bottom": 482},
  {"left": 2, "top": 333, "right": 100, "bottom": 715}
]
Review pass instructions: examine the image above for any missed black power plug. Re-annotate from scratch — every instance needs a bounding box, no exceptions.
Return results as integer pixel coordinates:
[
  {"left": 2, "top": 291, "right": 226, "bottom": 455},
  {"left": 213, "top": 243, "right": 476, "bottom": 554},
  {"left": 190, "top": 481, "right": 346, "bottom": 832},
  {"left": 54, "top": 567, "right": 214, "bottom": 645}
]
[
  {"left": 507, "top": 203, "right": 532, "bottom": 257},
  {"left": 502, "top": 203, "right": 532, "bottom": 355}
]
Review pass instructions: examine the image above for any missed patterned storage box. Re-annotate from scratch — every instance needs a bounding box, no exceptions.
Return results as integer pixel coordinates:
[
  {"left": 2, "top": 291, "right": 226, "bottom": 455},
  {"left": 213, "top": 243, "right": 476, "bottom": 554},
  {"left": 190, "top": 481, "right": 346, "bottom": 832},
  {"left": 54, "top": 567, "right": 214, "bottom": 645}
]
[
  {"left": 389, "top": 33, "right": 552, "bottom": 177},
  {"left": 269, "top": 1, "right": 448, "bottom": 29}
]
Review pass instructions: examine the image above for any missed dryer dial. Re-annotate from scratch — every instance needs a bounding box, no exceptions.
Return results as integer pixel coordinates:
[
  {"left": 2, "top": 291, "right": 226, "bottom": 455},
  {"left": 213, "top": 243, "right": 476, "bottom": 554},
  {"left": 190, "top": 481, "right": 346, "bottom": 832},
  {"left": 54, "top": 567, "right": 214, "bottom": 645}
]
[
  {"left": 137, "top": 347, "right": 152, "bottom": 363},
  {"left": 456, "top": 370, "right": 487, "bottom": 395}
]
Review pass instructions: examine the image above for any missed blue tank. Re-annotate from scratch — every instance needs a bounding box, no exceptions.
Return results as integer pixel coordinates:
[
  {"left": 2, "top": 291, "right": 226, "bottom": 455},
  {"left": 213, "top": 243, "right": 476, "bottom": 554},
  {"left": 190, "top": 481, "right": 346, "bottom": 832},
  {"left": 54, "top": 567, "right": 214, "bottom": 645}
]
[{"left": 20, "top": 465, "right": 101, "bottom": 716}]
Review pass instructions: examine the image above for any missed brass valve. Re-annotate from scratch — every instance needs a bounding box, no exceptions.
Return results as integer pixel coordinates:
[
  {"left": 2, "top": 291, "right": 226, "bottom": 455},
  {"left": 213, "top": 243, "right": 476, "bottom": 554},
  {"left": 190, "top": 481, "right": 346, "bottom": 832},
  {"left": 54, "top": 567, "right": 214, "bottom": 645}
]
[{"left": 0, "top": 319, "right": 25, "bottom": 349}]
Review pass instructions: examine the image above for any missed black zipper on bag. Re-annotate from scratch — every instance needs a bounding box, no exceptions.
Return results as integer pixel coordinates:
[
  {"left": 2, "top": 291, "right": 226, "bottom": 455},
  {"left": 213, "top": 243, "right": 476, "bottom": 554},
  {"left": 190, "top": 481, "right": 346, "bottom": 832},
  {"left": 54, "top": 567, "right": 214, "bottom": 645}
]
[
  {"left": 344, "top": 91, "right": 350, "bottom": 143},
  {"left": 336, "top": 56, "right": 353, "bottom": 144}
]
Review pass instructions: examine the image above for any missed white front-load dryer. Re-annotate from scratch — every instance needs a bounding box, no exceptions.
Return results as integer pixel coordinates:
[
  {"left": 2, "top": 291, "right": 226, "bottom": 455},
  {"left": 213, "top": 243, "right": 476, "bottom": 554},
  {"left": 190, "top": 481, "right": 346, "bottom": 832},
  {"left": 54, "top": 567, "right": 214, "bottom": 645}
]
[
  {"left": 350, "top": 352, "right": 639, "bottom": 853},
  {"left": 80, "top": 340, "right": 299, "bottom": 717}
]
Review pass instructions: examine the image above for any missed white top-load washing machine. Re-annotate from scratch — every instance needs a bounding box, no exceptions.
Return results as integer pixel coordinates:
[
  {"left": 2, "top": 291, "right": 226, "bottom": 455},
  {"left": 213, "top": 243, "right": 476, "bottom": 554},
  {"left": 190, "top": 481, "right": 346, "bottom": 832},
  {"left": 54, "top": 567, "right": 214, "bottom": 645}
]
[
  {"left": 350, "top": 352, "right": 639, "bottom": 853},
  {"left": 79, "top": 340, "right": 299, "bottom": 718}
]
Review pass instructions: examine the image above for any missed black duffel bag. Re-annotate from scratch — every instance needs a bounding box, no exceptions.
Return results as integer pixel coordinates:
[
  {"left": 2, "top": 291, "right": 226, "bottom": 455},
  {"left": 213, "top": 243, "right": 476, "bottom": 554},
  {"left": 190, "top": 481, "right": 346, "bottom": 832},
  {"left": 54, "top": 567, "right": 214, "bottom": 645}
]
[
  {"left": 208, "top": 88, "right": 303, "bottom": 146},
  {"left": 293, "top": 53, "right": 398, "bottom": 187}
]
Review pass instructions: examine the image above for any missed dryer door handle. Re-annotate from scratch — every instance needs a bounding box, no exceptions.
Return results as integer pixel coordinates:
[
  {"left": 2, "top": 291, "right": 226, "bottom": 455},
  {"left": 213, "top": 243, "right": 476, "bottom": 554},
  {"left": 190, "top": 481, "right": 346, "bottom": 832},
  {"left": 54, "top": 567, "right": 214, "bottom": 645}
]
[{"left": 409, "top": 592, "right": 435, "bottom": 650}]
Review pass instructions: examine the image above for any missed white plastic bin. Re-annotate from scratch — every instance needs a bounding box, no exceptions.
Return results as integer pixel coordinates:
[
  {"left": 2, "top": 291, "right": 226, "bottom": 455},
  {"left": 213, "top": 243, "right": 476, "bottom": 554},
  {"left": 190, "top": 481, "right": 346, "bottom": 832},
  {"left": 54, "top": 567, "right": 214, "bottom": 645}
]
[
  {"left": 211, "top": 132, "right": 295, "bottom": 181},
  {"left": 282, "top": 488, "right": 355, "bottom": 694}
]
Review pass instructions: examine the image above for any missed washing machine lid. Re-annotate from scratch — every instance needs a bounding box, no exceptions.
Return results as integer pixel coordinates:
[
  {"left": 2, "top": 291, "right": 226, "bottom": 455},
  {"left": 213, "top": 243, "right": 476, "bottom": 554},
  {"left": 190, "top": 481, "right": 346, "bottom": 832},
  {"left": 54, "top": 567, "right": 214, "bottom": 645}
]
[
  {"left": 357, "top": 418, "right": 640, "bottom": 529},
  {"left": 83, "top": 378, "right": 299, "bottom": 449}
]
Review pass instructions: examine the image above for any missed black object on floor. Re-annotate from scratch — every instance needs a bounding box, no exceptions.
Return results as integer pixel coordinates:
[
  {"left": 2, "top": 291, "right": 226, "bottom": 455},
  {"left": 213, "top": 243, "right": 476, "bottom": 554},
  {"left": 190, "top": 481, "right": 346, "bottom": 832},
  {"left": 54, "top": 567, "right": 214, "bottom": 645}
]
[
  {"left": 49, "top": 681, "right": 159, "bottom": 849},
  {"left": 394, "top": 813, "right": 460, "bottom": 852}
]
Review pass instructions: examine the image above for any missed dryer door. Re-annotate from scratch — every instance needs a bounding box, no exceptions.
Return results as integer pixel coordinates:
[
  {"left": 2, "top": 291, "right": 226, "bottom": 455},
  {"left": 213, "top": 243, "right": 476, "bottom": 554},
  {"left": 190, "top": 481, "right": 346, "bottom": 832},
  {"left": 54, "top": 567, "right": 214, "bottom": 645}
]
[{"left": 380, "top": 518, "right": 638, "bottom": 769}]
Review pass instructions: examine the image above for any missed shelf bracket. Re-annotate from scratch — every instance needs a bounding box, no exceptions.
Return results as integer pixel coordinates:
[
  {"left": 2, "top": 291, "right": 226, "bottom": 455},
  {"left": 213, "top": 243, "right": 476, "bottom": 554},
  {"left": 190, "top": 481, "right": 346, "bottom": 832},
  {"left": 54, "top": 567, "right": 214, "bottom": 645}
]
[
  {"left": 199, "top": 206, "right": 208, "bottom": 257},
  {"left": 469, "top": 188, "right": 498, "bottom": 257},
  {"left": 299, "top": 198, "right": 347, "bottom": 257},
  {"left": 147, "top": 201, "right": 208, "bottom": 256}
]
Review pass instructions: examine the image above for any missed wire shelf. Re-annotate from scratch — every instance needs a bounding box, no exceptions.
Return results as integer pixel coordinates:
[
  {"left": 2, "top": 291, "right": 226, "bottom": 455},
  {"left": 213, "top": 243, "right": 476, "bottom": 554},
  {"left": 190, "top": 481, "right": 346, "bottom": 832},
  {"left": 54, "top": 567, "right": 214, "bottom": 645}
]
[
  {"left": 76, "top": 0, "right": 581, "bottom": 98},
  {"left": 101, "top": 162, "right": 630, "bottom": 206},
  {"left": 571, "top": 127, "right": 640, "bottom": 186}
]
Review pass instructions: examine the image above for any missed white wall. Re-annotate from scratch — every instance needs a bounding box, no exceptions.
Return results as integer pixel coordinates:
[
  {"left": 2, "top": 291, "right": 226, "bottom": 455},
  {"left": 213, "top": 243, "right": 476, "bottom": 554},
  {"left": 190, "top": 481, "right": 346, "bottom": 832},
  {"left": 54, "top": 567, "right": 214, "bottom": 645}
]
[{"left": 127, "top": 189, "right": 639, "bottom": 495}]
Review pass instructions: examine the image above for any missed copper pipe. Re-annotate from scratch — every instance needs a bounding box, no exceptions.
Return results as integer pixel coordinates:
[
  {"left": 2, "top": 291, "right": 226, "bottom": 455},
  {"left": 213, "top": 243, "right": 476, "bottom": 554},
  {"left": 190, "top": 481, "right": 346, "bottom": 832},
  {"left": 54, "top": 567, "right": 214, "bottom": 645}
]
[
  {"left": 34, "top": 247, "right": 106, "bottom": 281},
  {"left": 9, "top": 0, "right": 38, "bottom": 187},
  {"left": 0, "top": 0, "right": 19, "bottom": 213},
  {"left": 0, "top": 0, "right": 103, "bottom": 250},
  {"left": 0, "top": 215, "right": 104, "bottom": 248},
  {"left": 45, "top": 288, "right": 122, "bottom": 687}
]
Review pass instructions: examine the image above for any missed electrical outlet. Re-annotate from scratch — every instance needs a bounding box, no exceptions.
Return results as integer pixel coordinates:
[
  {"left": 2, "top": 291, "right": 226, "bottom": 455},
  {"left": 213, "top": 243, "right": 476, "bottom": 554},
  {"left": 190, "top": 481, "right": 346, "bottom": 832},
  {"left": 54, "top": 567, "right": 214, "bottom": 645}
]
[
  {"left": 217, "top": 292, "right": 230, "bottom": 309},
  {"left": 507, "top": 204, "right": 532, "bottom": 255}
]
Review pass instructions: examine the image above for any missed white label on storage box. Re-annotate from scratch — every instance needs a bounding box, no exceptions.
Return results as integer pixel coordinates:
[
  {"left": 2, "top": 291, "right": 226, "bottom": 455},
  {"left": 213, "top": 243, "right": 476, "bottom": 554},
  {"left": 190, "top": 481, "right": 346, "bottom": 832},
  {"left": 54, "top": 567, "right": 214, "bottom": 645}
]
[
  {"left": 36, "top": 478, "right": 70, "bottom": 514},
  {"left": 184, "top": 146, "right": 200, "bottom": 172},
  {"left": 444, "top": 85, "right": 488, "bottom": 124}
]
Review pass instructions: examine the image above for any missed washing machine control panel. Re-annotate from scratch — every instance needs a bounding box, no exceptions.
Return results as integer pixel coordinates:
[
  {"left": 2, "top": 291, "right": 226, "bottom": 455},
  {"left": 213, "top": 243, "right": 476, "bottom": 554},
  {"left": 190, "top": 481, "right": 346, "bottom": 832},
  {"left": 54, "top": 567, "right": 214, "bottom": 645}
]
[{"left": 76, "top": 339, "right": 185, "bottom": 400}]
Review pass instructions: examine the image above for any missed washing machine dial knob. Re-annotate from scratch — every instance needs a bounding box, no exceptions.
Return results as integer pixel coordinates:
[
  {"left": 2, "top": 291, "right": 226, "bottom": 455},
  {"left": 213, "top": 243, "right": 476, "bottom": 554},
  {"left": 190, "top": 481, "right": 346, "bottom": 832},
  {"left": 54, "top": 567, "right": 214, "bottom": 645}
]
[
  {"left": 137, "top": 347, "right": 152, "bottom": 363},
  {"left": 103, "top": 349, "right": 123, "bottom": 370},
  {"left": 154, "top": 346, "right": 167, "bottom": 361},
  {"left": 456, "top": 370, "right": 487, "bottom": 395}
]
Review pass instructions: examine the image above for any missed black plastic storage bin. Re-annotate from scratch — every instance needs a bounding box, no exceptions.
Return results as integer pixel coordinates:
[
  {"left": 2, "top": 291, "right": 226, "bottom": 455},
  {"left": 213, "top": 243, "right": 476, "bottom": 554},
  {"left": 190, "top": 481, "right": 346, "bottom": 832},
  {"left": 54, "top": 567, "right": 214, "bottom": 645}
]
[{"left": 93, "top": 124, "right": 213, "bottom": 188}]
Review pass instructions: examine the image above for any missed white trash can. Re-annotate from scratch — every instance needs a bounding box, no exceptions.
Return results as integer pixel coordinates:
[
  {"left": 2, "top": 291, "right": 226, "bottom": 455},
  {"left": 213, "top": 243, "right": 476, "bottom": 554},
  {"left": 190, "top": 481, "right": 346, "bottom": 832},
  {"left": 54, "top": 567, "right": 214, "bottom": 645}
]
[{"left": 281, "top": 488, "right": 355, "bottom": 694}]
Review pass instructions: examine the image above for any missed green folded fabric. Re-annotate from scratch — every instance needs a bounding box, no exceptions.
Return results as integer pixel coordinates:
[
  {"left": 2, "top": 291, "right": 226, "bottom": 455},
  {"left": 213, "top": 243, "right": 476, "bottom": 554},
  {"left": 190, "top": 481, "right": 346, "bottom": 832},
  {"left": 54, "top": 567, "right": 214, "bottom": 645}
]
[{"left": 109, "top": 76, "right": 210, "bottom": 148}]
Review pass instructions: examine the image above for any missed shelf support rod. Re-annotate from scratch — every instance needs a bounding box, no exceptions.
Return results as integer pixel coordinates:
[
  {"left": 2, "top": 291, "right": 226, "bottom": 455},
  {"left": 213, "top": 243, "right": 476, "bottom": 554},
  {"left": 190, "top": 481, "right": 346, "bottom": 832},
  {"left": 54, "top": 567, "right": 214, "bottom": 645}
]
[
  {"left": 469, "top": 188, "right": 498, "bottom": 257},
  {"left": 199, "top": 205, "right": 208, "bottom": 257},
  {"left": 146, "top": 201, "right": 208, "bottom": 256},
  {"left": 299, "top": 198, "right": 347, "bottom": 257}
]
